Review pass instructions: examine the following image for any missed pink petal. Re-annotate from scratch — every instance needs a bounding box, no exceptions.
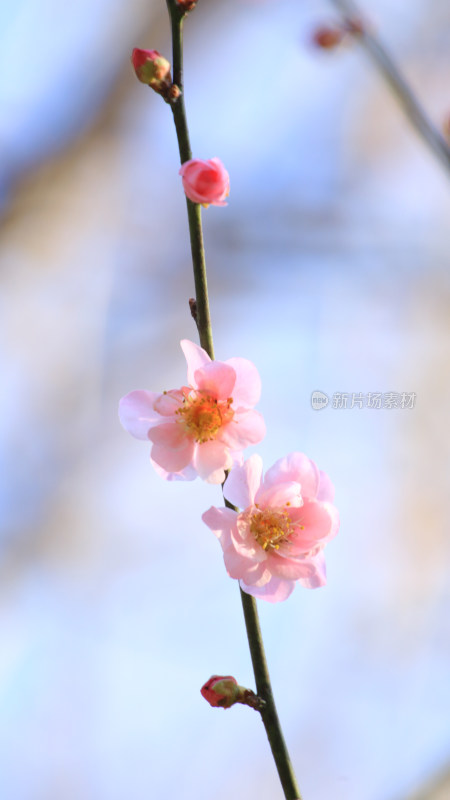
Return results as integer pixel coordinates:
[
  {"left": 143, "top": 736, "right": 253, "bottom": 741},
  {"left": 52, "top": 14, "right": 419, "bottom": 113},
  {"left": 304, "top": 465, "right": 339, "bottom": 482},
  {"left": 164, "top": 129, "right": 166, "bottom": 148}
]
[
  {"left": 150, "top": 440, "right": 194, "bottom": 473},
  {"left": 320, "top": 501, "right": 339, "bottom": 542},
  {"left": 179, "top": 183, "right": 209, "bottom": 205},
  {"left": 193, "top": 440, "right": 233, "bottom": 482},
  {"left": 206, "top": 466, "right": 232, "bottom": 484},
  {"left": 219, "top": 410, "right": 266, "bottom": 449},
  {"left": 264, "top": 453, "right": 320, "bottom": 501},
  {"left": 255, "top": 480, "right": 302, "bottom": 509},
  {"left": 239, "top": 560, "right": 272, "bottom": 586},
  {"left": 233, "top": 516, "right": 267, "bottom": 561},
  {"left": 240, "top": 576, "right": 295, "bottom": 603},
  {"left": 222, "top": 547, "right": 256, "bottom": 579},
  {"left": 150, "top": 457, "right": 197, "bottom": 482},
  {"left": 153, "top": 390, "right": 184, "bottom": 416},
  {"left": 266, "top": 552, "right": 322, "bottom": 581},
  {"left": 180, "top": 339, "right": 211, "bottom": 388},
  {"left": 209, "top": 156, "right": 225, "bottom": 170},
  {"left": 118, "top": 390, "right": 162, "bottom": 440},
  {"left": 223, "top": 549, "right": 271, "bottom": 584},
  {"left": 317, "top": 470, "right": 335, "bottom": 502},
  {"left": 148, "top": 422, "right": 188, "bottom": 449},
  {"left": 297, "top": 551, "right": 327, "bottom": 589},
  {"left": 193, "top": 361, "right": 236, "bottom": 400},
  {"left": 230, "top": 452, "right": 244, "bottom": 468},
  {"left": 288, "top": 501, "right": 339, "bottom": 554},
  {"left": 223, "top": 454, "right": 263, "bottom": 509},
  {"left": 179, "top": 159, "right": 204, "bottom": 180},
  {"left": 202, "top": 506, "right": 238, "bottom": 549},
  {"left": 224, "top": 357, "right": 262, "bottom": 408}
]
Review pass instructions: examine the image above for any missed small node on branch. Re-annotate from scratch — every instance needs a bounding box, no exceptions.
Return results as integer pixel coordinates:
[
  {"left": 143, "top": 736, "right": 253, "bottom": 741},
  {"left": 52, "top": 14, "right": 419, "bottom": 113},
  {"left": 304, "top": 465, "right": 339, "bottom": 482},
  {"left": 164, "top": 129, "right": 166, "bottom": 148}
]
[
  {"left": 189, "top": 297, "right": 198, "bottom": 323},
  {"left": 201, "top": 675, "right": 265, "bottom": 712},
  {"left": 443, "top": 113, "right": 450, "bottom": 142},
  {"left": 343, "top": 17, "right": 365, "bottom": 36},
  {"left": 239, "top": 689, "right": 266, "bottom": 712},
  {"left": 166, "top": 84, "right": 181, "bottom": 104}
]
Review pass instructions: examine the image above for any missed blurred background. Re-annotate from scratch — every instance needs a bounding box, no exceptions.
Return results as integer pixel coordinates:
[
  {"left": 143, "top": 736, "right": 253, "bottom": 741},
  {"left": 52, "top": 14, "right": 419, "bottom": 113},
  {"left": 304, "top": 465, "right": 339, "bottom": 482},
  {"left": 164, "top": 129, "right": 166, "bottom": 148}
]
[{"left": 1, "top": 0, "right": 449, "bottom": 798}]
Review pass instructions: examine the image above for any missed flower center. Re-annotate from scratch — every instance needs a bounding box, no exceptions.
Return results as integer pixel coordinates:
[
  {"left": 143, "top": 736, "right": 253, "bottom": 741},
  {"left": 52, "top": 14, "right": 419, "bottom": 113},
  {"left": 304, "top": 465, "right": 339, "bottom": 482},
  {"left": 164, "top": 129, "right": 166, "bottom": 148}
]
[
  {"left": 249, "top": 508, "right": 293, "bottom": 551},
  {"left": 175, "top": 392, "right": 233, "bottom": 444}
]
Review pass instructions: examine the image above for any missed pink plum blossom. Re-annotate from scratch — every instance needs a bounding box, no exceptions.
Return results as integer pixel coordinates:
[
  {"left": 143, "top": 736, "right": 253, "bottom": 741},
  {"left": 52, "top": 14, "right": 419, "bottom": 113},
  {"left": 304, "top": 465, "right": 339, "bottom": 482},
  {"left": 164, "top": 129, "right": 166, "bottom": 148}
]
[
  {"left": 202, "top": 453, "right": 339, "bottom": 602},
  {"left": 119, "top": 340, "right": 265, "bottom": 484},
  {"left": 179, "top": 158, "right": 230, "bottom": 207}
]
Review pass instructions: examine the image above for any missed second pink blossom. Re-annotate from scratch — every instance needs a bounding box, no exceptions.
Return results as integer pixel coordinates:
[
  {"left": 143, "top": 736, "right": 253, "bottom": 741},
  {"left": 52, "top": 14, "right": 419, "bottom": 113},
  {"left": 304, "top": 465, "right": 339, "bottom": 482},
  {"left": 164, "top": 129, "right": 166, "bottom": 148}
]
[{"left": 179, "top": 158, "right": 230, "bottom": 207}]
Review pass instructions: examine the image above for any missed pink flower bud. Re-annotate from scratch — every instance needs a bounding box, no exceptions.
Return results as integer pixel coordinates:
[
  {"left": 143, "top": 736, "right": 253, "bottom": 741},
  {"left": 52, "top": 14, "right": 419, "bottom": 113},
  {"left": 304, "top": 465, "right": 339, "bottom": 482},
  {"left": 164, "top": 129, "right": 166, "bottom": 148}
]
[
  {"left": 311, "top": 25, "right": 346, "bottom": 50},
  {"left": 177, "top": 0, "right": 197, "bottom": 10},
  {"left": 201, "top": 675, "right": 242, "bottom": 708},
  {"left": 131, "top": 48, "right": 172, "bottom": 93},
  {"left": 179, "top": 158, "right": 230, "bottom": 207}
]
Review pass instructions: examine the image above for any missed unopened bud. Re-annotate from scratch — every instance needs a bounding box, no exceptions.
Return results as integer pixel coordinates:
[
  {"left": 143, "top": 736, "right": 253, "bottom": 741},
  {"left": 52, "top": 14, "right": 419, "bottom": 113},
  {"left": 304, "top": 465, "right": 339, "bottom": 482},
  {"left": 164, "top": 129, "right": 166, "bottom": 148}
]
[
  {"left": 311, "top": 25, "right": 346, "bottom": 50},
  {"left": 201, "top": 675, "right": 265, "bottom": 711},
  {"left": 177, "top": 0, "right": 198, "bottom": 11},
  {"left": 167, "top": 84, "right": 181, "bottom": 102},
  {"left": 131, "top": 48, "right": 172, "bottom": 94},
  {"left": 201, "top": 675, "right": 242, "bottom": 708}
]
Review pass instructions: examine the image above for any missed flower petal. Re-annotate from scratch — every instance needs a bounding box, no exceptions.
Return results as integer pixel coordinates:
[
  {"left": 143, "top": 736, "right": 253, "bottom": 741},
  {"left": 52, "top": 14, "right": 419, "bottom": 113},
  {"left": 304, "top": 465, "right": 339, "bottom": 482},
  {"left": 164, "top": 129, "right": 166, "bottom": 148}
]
[
  {"left": 180, "top": 339, "right": 211, "bottom": 388},
  {"left": 222, "top": 547, "right": 255, "bottom": 579},
  {"left": 263, "top": 453, "right": 320, "bottom": 501},
  {"left": 240, "top": 560, "right": 272, "bottom": 586},
  {"left": 223, "top": 550, "right": 271, "bottom": 584},
  {"left": 119, "top": 390, "right": 162, "bottom": 440},
  {"left": 266, "top": 552, "right": 322, "bottom": 581},
  {"left": 297, "top": 550, "right": 327, "bottom": 589},
  {"left": 240, "top": 576, "right": 295, "bottom": 603},
  {"left": 150, "top": 440, "right": 194, "bottom": 473},
  {"left": 153, "top": 390, "right": 184, "bottom": 416},
  {"left": 219, "top": 410, "right": 266, "bottom": 449},
  {"left": 150, "top": 457, "right": 197, "bottom": 482},
  {"left": 255, "top": 480, "right": 302, "bottom": 509},
  {"left": 317, "top": 470, "right": 335, "bottom": 502},
  {"left": 224, "top": 357, "right": 262, "bottom": 408},
  {"left": 193, "top": 440, "right": 233, "bottom": 483},
  {"left": 202, "top": 506, "right": 238, "bottom": 549},
  {"left": 233, "top": 516, "right": 267, "bottom": 561},
  {"left": 194, "top": 361, "right": 236, "bottom": 400},
  {"left": 287, "top": 501, "right": 339, "bottom": 554},
  {"left": 148, "top": 422, "right": 188, "bottom": 449},
  {"left": 223, "top": 454, "right": 263, "bottom": 509}
]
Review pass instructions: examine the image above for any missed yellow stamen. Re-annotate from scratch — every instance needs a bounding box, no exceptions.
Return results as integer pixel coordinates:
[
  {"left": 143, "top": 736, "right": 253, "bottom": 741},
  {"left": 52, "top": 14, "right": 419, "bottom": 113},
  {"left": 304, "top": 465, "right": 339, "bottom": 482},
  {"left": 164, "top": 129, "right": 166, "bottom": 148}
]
[
  {"left": 175, "top": 391, "right": 234, "bottom": 444},
  {"left": 249, "top": 508, "right": 293, "bottom": 552}
]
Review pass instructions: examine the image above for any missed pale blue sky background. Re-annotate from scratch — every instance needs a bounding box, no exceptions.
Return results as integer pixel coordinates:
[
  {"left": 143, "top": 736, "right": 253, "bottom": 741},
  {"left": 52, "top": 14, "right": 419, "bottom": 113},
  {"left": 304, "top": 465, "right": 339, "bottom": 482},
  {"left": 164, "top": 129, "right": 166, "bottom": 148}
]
[{"left": 0, "top": 1, "right": 450, "bottom": 798}]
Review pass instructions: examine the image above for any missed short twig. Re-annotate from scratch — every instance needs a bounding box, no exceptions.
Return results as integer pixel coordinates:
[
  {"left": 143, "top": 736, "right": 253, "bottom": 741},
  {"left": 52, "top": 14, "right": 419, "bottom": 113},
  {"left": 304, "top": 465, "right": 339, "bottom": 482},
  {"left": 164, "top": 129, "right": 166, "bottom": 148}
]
[{"left": 329, "top": 0, "right": 450, "bottom": 175}]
